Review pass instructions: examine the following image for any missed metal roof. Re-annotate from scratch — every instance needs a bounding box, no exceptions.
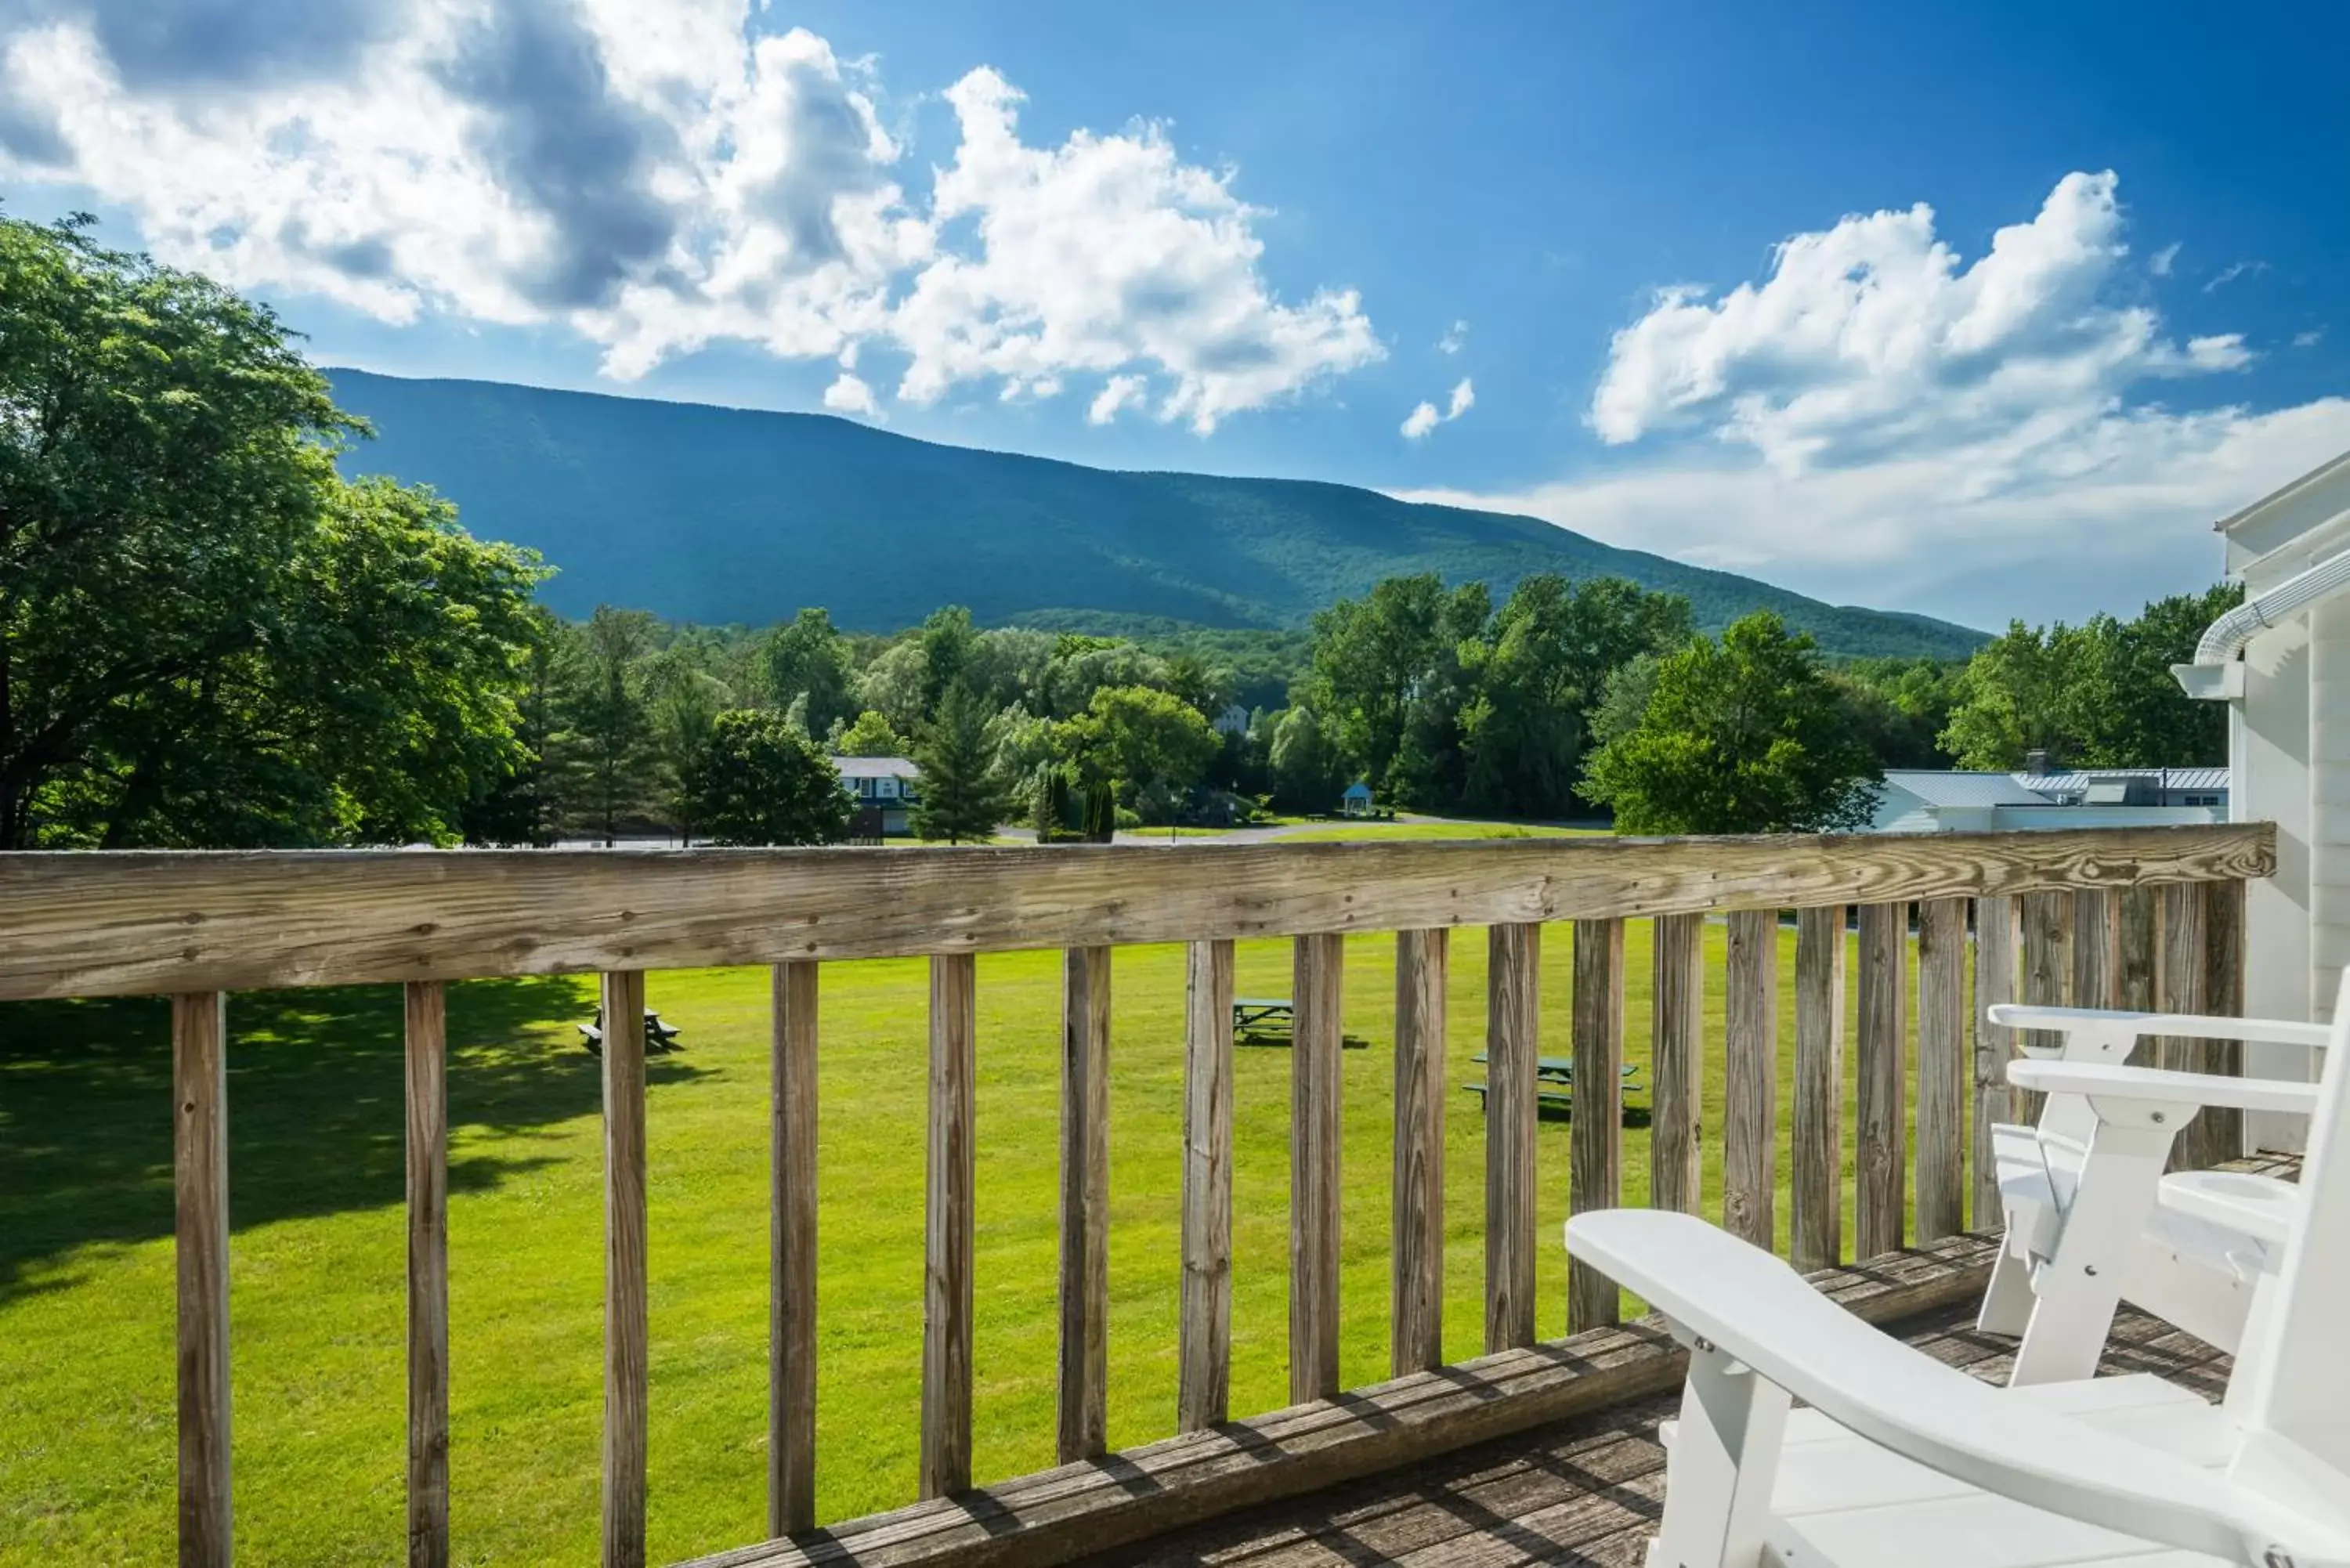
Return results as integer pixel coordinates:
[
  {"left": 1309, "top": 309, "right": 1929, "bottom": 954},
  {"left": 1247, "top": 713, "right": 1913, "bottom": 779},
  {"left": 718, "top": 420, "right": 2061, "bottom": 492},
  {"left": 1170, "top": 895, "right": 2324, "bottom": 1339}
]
[
  {"left": 832, "top": 755, "right": 919, "bottom": 779},
  {"left": 1879, "top": 771, "right": 2050, "bottom": 808},
  {"left": 2018, "top": 767, "right": 2229, "bottom": 794}
]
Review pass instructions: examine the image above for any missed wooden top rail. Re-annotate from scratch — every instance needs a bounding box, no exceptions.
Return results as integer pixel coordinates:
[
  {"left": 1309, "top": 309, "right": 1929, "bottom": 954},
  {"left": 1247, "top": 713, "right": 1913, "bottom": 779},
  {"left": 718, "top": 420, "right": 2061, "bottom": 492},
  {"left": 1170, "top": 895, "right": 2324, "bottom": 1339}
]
[{"left": 0, "top": 823, "right": 2271, "bottom": 1000}]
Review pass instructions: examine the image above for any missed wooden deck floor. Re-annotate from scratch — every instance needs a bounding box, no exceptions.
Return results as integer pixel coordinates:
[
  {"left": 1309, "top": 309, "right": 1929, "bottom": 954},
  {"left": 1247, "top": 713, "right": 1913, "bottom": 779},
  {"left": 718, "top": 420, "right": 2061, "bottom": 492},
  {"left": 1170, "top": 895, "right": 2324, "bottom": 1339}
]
[{"left": 1078, "top": 1301, "right": 2234, "bottom": 1568}]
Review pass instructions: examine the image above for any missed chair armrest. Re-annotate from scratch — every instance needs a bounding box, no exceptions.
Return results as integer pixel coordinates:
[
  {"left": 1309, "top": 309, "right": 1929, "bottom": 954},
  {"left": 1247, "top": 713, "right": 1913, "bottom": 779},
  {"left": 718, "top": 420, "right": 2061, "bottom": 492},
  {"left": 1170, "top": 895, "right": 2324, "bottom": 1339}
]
[
  {"left": 1563, "top": 1209, "right": 2334, "bottom": 1563},
  {"left": 1986, "top": 1004, "right": 2330, "bottom": 1050},
  {"left": 2007, "top": 1060, "right": 2323, "bottom": 1115}
]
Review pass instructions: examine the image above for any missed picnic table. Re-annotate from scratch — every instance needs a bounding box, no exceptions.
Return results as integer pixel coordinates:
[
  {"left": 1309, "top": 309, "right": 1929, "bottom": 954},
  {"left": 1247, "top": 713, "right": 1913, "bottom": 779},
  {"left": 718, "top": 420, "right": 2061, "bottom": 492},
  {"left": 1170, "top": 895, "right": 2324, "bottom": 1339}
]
[
  {"left": 1461, "top": 1053, "right": 1643, "bottom": 1114},
  {"left": 1231, "top": 997, "right": 1369, "bottom": 1048},
  {"left": 580, "top": 1006, "right": 685, "bottom": 1057}
]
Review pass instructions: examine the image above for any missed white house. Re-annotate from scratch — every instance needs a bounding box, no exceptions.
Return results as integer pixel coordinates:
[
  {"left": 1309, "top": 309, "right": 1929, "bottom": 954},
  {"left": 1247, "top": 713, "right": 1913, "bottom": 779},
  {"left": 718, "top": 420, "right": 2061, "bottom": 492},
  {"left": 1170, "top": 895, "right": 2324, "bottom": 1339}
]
[
  {"left": 1868, "top": 767, "right": 2227, "bottom": 834},
  {"left": 2172, "top": 445, "right": 2350, "bottom": 1149},
  {"left": 833, "top": 755, "right": 920, "bottom": 836}
]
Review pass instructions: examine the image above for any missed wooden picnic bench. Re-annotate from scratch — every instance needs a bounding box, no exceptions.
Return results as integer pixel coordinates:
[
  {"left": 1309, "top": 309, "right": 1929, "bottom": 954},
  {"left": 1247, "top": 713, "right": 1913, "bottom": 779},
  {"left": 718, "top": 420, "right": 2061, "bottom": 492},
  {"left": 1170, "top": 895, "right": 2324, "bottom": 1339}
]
[
  {"left": 1462, "top": 1053, "right": 1643, "bottom": 1113},
  {"left": 1232, "top": 996, "right": 1369, "bottom": 1048},
  {"left": 580, "top": 1006, "right": 684, "bottom": 1057}
]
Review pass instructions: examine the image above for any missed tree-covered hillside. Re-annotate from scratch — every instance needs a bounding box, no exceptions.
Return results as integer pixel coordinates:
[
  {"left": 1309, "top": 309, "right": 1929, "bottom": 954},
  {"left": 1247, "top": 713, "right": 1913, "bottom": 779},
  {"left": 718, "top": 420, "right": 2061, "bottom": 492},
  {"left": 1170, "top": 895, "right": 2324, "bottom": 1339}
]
[{"left": 327, "top": 370, "right": 1987, "bottom": 660}]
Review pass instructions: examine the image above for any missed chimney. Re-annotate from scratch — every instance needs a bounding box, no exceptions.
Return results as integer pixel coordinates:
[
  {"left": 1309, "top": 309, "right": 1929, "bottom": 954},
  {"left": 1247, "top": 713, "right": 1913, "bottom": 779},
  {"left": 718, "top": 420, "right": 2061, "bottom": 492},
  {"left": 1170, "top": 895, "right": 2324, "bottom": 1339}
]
[{"left": 2023, "top": 749, "right": 2050, "bottom": 775}]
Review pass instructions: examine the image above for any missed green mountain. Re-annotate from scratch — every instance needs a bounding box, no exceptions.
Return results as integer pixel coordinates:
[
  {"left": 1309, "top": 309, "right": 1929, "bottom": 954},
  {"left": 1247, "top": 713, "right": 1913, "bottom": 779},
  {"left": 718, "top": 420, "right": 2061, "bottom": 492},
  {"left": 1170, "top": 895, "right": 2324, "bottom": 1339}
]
[{"left": 325, "top": 370, "right": 1985, "bottom": 659}]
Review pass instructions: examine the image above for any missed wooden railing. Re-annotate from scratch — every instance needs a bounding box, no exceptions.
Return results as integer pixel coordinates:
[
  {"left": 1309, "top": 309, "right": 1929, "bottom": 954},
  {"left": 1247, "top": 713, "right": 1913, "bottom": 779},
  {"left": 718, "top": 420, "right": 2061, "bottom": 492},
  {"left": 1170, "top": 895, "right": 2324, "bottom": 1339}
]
[{"left": 0, "top": 823, "right": 2270, "bottom": 1566}]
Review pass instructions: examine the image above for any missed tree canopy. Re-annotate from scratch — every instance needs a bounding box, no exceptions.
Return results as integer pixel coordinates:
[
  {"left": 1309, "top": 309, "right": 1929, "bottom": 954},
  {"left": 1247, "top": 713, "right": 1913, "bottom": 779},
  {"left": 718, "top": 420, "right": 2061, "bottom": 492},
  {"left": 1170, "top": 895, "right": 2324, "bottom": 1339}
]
[
  {"left": 1582, "top": 612, "right": 1881, "bottom": 834},
  {"left": 0, "top": 214, "right": 543, "bottom": 847},
  {"left": 688, "top": 709, "right": 852, "bottom": 846}
]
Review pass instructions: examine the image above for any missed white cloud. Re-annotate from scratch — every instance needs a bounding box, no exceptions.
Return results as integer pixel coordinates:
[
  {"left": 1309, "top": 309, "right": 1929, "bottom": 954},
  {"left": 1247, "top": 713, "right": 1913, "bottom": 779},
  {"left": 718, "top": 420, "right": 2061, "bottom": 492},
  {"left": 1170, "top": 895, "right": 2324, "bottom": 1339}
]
[
  {"left": 2149, "top": 241, "right": 2180, "bottom": 276},
  {"left": 2205, "top": 259, "right": 2266, "bottom": 293},
  {"left": 1437, "top": 319, "right": 1468, "bottom": 354},
  {"left": 1398, "top": 171, "right": 2350, "bottom": 627},
  {"left": 2296, "top": 327, "right": 2328, "bottom": 349},
  {"left": 1087, "top": 374, "right": 1148, "bottom": 425},
  {"left": 0, "top": 1, "right": 1379, "bottom": 431},
  {"left": 822, "top": 370, "right": 877, "bottom": 416},
  {"left": 1401, "top": 375, "right": 1473, "bottom": 440}
]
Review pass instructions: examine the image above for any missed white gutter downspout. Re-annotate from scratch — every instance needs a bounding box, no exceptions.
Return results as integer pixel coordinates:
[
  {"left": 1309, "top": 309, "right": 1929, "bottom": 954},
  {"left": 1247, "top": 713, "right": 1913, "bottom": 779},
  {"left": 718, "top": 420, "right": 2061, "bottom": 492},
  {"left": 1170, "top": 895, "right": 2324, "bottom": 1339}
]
[{"left": 2172, "top": 545, "right": 2350, "bottom": 701}]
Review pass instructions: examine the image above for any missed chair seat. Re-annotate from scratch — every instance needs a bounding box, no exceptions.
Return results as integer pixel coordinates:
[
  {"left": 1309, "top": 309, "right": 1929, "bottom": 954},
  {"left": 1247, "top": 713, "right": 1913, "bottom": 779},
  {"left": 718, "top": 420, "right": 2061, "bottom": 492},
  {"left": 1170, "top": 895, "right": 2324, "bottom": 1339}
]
[
  {"left": 1990, "top": 1122, "right": 2298, "bottom": 1276},
  {"left": 1752, "top": 1375, "right": 2236, "bottom": 1568},
  {"left": 2158, "top": 1169, "right": 2299, "bottom": 1251}
]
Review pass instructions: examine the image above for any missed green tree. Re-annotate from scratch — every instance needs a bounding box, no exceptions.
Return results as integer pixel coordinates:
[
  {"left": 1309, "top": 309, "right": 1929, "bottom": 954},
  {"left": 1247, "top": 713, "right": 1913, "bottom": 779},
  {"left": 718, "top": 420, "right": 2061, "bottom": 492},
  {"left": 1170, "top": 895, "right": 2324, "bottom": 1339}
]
[
  {"left": 642, "top": 649, "right": 734, "bottom": 843},
  {"left": 764, "top": 608, "right": 855, "bottom": 734},
  {"left": 1054, "top": 684, "right": 1221, "bottom": 807},
  {"left": 911, "top": 681, "right": 1015, "bottom": 843},
  {"left": 1267, "top": 704, "right": 1346, "bottom": 810},
  {"left": 0, "top": 214, "right": 542, "bottom": 847},
  {"left": 1461, "top": 575, "right": 1693, "bottom": 816},
  {"left": 1582, "top": 612, "right": 1880, "bottom": 834},
  {"left": 1832, "top": 656, "right": 1963, "bottom": 770},
  {"left": 1303, "top": 573, "right": 1451, "bottom": 796},
  {"left": 1939, "top": 585, "right": 2236, "bottom": 771},
  {"left": 688, "top": 709, "right": 853, "bottom": 845},
  {"left": 833, "top": 709, "right": 909, "bottom": 757},
  {"left": 917, "top": 605, "right": 981, "bottom": 718},
  {"left": 559, "top": 605, "right": 662, "bottom": 844}
]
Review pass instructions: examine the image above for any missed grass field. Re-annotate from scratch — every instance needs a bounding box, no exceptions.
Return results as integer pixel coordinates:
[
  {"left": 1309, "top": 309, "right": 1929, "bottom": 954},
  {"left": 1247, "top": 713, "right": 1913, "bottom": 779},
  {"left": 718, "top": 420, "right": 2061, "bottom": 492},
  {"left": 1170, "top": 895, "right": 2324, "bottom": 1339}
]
[{"left": 0, "top": 922, "right": 1958, "bottom": 1565}]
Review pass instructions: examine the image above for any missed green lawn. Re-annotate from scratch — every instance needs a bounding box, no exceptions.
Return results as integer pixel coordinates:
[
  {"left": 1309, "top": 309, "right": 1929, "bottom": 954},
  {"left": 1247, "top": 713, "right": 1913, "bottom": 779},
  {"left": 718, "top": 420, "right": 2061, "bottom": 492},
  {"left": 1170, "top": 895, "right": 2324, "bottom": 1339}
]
[{"left": 0, "top": 923, "right": 1961, "bottom": 1564}]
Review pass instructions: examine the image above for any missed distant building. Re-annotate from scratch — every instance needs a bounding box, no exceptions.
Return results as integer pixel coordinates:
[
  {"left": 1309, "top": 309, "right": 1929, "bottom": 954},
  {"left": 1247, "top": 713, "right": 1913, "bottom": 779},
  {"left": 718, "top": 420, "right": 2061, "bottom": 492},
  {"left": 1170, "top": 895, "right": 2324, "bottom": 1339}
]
[
  {"left": 1340, "top": 781, "right": 1376, "bottom": 818},
  {"left": 1211, "top": 703, "right": 1252, "bottom": 736},
  {"left": 1867, "top": 766, "right": 2227, "bottom": 835},
  {"left": 833, "top": 755, "right": 921, "bottom": 836}
]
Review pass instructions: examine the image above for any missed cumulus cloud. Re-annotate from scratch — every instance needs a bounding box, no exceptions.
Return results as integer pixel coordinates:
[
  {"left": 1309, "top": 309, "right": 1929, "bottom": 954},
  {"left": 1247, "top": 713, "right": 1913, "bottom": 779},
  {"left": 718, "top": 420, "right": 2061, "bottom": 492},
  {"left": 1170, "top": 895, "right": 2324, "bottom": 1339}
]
[
  {"left": 0, "top": 0, "right": 1378, "bottom": 429},
  {"left": 2296, "top": 328, "right": 2327, "bottom": 349},
  {"left": 822, "top": 370, "right": 877, "bottom": 415},
  {"left": 2149, "top": 240, "right": 2180, "bottom": 276},
  {"left": 1399, "top": 171, "right": 2350, "bottom": 626},
  {"left": 1437, "top": 319, "right": 1468, "bottom": 354},
  {"left": 1088, "top": 373, "right": 1148, "bottom": 425},
  {"left": 1401, "top": 376, "right": 1473, "bottom": 440}
]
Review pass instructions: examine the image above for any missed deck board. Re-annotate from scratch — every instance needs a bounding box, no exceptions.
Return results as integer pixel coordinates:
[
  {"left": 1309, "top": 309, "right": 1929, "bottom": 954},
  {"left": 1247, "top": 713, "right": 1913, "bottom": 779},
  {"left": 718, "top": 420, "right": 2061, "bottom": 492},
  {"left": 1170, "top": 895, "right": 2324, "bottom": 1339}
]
[{"left": 1079, "top": 1299, "right": 2235, "bottom": 1568}]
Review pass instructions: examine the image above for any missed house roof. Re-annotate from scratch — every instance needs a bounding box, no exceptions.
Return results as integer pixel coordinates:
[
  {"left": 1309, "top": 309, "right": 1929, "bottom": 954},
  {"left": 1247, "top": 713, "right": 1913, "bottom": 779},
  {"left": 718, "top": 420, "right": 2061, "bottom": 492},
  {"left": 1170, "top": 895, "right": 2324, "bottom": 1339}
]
[
  {"left": 2216, "top": 446, "right": 2350, "bottom": 533},
  {"left": 1880, "top": 771, "right": 2049, "bottom": 808},
  {"left": 832, "top": 755, "right": 920, "bottom": 779},
  {"left": 1342, "top": 782, "right": 1373, "bottom": 798},
  {"left": 2020, "top": 767, "right": 2229, "bottom": 795}
]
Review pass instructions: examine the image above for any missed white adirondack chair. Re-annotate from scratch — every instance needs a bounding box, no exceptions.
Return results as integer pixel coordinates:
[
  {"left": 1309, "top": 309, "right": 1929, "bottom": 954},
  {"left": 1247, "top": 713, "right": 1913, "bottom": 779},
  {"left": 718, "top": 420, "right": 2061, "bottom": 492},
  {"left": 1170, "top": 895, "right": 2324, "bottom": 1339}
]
[
  {"left": 1563, "top": 976, "right": 2350, "bottom": 1568},
  {"left": 1976, "top": 1003, "right": 2326, "bottom": 1386}
]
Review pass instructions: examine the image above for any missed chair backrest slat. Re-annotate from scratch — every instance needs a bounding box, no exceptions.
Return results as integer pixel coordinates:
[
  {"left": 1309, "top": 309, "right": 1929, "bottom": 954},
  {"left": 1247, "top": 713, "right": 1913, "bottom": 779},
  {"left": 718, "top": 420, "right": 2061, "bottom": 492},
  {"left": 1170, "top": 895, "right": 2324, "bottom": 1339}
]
[{"left": 2236, "top": 974, "right": 2350, "bottom": 1470}]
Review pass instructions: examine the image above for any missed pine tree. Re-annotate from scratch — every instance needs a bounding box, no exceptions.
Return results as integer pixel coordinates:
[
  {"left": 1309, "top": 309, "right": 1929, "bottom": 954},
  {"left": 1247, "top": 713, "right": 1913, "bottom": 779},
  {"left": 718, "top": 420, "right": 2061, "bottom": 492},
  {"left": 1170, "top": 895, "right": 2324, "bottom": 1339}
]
[{"left": 911, "top": 681, "right": 1015, "bottom": 844}]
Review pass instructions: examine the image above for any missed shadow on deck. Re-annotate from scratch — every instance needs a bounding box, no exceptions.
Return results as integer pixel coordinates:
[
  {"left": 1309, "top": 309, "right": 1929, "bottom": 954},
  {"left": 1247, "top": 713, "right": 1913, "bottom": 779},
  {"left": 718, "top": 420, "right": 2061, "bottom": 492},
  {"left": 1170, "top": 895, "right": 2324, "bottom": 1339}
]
[{"left": 1075, "top": 1299, "right": 2232, "bottom": 1567}]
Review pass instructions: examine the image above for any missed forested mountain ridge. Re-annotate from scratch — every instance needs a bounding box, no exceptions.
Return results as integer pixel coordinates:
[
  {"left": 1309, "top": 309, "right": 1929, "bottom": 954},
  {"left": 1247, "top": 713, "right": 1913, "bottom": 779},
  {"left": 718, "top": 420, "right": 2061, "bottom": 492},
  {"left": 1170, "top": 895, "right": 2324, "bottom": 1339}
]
[{"left": 326, "top": 370, "right": 1985, "bottom": 659}]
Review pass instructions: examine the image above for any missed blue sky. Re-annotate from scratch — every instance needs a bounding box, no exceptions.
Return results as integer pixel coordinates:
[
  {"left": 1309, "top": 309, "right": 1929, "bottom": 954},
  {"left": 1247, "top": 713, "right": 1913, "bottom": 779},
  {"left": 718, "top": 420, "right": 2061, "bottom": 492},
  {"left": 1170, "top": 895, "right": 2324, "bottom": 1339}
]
[{"left": 3, "top": 0, "right": 2345, "bottom": 629}]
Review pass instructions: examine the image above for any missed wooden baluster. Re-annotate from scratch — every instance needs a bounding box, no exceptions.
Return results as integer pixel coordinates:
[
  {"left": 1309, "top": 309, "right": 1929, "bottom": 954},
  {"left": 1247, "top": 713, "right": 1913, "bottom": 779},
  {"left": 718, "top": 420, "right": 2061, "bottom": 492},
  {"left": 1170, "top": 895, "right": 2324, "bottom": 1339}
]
[
  {"left": 2117, "top": 886, "right": 2159, "bottom": 1024},
  {"left": 1856, "top": 904, "right": 1907, "bottom": 1259},
  {"left": 1567, "top": 918, "right": 1625, "bottom": 1331},
  {"left": 923, "top": 954, "right": 977, "bottom": 1494},
  {"left": 1722, "top": 910, "right": 1777, "bottom": 1250},
  {"left": 771, "top": 962, "right": 819, "bottom": 1534},
  {"left": 1485, "top": 923, "right": 1541, "bottom": 1353},
  {"left": 2158, "top": 883, "right": 2210, "bottom": 1172},
  {"left": 2018, "top": 891, "right": 2074, "bottom": 1122},
  {"left": 1057, "top": 948, "right": 1112, "bottom": 1462},
  {"left": 1392, "top": 929, "right": 1448, "bottom": 1375},
  {"left": 1914, "top": 900, "right": 1966, "bottom": 1242},
  {"left": 1791, "top": 907, "right": 1846, "bottom": 1274},
  {"left": 2196, "top": 879, "right": 2247, "bottom": 1168},
  {"left": 601, "top": 969, "right": 649, "bottom": 1568},
  {"left": 1179, "top": 939, "right": 1234, "bottom": 1429},
  {"left": 175, "top": 992, "right": 232, "bottom": 1568},
  {"left": 1650, "top": 913, "right": 1703, "bottom": 1216},
  {"left": 2070, "top": 889, "right": 2112, "bottom": 1010},
  {"left": 1972, "top": 896, "right": 2019, "bottom": 1230},
  {"left": 406, "top": 981, "right": 450, "bottom": 1568},
  {"left": 1289, "top": 934, "right": 1345, "bottom": 1404}
]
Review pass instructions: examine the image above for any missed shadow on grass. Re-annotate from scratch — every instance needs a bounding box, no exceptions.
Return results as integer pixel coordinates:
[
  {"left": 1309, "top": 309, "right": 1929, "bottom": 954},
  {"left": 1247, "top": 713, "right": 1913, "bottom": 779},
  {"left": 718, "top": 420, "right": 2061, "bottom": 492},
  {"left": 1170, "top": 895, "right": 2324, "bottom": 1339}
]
[{"left": 0, "top": 975, "right": 709, "bottom": 1302}]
